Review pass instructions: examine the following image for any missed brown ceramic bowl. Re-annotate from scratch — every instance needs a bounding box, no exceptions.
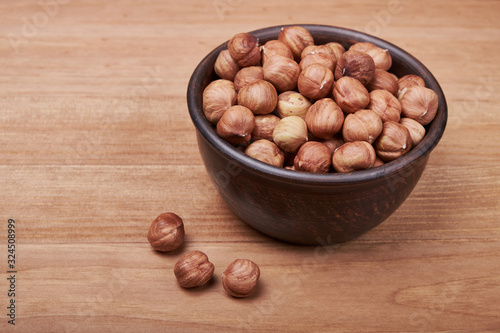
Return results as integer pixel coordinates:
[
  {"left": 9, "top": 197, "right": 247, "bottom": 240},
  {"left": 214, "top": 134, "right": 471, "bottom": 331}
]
[{"left": 187, "top": 24, "right": 447, "bottom": 245}]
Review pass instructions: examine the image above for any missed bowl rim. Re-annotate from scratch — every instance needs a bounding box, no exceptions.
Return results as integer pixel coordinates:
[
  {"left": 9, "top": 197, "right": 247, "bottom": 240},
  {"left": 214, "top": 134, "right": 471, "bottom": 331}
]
[{"left": 187, "top": 24, "right": 448, "bottom": 185}]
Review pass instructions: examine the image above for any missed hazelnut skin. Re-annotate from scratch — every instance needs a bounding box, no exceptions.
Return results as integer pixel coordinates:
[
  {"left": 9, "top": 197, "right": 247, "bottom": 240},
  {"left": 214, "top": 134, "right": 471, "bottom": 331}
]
[
  {"left": 349, "top": 42, "right": 392, "bottom": 71},
  {"left": 294, "top": 141, "right": 332, "bottom": 173},
  {"left": 332, "top": 141, "right": 376, "bottom": 173},
  {"left": 214, "top": 49, "right": 241, "bottom": 81},
  {"left": 222, "top": 259, "right": 260, "bottom": 298},
  {"left": 278, "top": 26, "right": 314, "bottom": 61},
  {"left": 325, "top": 42, "right": 346, "bottom": 63},
  {"left": 147, "top": 212, "right": 185, "bottom": 252},
  {"left": 366, "top": 69, "right": 399, "bottom": 96},
  {"left": 228, "top": 32, "right": 261, "bottom": 67},
  {"left": 305, "top": 98, "right": 344, "bottom": 140},
  {"left": 216, "top": 105, "right": 255, "bottom": 145},
  {"left": 373, "top": 156, "right": 385, "bottom": 167},
  {"left": 400, "top": 86, "right": 439, "bottom": 125},
  {"left": 374, "top": 121, "right": 412, "bottom": 162},
  {"left": 202, "top": 79, "right": 237, "bottom": 124},
  {"left": 299, "top": 52, "right": 336, "bottom": 71},
  {"left": 397, "top": 74, "right": 425, "bottom": 100},
  {"left": 174, "top": 251, "right": 215, "bottom": 288},
  {"left": 342, "top": 109, "right": 383, "bottom": 144},
  {"left": 245, "top": 139, "right": 285, "bottom": 167},
  {"left": 237, "top": 79, "right": 278, "bottom": 115},
  {"left": 261, "top": 40, "right": 293, "bottom": 66},
  {"left": 334, "top": 50, "right": 375, "bottom": 86},
  {"left": 263, "top": 55, "right": 301, "bottom": 92},
  {"left": 233, "top": 66, "right": 264, "bottom": 92},
  {"left": 272, "top": 116, "right": 308, "bottom": 153},
  {"left": 368, "top": 89, "right": 402, "bottom": 123},
  {"left": 400, "top": 117, "right": 426, "bottom": 147},
  {"left": 297, "top": 63, "right": 334, "bottom": 100},
  {"left": 333, "top": 76, "right": 370, "bottom": 114},
  {"left": 252, "top": 114, "right": 281, "bottom": 141},
  {"left": 321, "top": 135, "right": 345, "bottom": 154},
  {"left": 276, "top": 91, "right": 312, "bottom": 119}
]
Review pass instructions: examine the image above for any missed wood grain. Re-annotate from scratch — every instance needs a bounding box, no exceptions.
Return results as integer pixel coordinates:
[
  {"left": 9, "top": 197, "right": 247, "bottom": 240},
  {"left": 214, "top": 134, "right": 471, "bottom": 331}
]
[{"left": 1, "top": 0, "right": 500, "bottom": 332}]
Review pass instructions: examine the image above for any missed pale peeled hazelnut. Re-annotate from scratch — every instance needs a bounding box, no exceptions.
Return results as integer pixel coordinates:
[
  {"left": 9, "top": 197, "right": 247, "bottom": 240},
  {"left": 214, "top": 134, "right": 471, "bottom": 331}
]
[
  {"left": 335, "top": 50, "right": 375, "bottom": 86},
  {"left": 294, "top": 141, "right": 332, "bottom": 173},
  {"left": 321, "top": 135, "right": 345, "bottom": 154},
  {"left": 222, "top": 259, "right": 260, "bottom": 298},
  {"left": 245, "top": 139, "right": 285, "bottom": 167},
  {"left": 368, "top": 89, "right": 402, "bottom": 123},
  {"left": 174, "top": 251, "right": 215, "bottom": 288},
  {"left": 374, "top": 121, "right": 412, "bottom": 161},
  {"left": 397, "top": 74, "right": 425, "bottom": 100},
  {"left": 333, "top": 76, "right": 370, "bottom": 114},
  {"left": 261, "top": 40, "right": 293, "bottom": 66},
  {"left": 202, "top": 79, "right": 237, "bottom": 124},
  {"left": 325, "top": 42, "right": 346, "bottom": 63},
  {"left": 233, "top": 66, "right": 264, "bottom": 92},
  {"left": 214, "top": 49, "right": 241, "bottom": 81},
  {"left": 299, "top": 52, "right": 335, "bottom": 71},
  {"left": 298, "top": 64, "right": 334, "bottom": 100},
  {"left": 366, "top": 69, "right": 398, "bottom": 95},
  {"left": 263, "top": 55, "right": 301, "bottom": 92},
  {"left": 276, "top": 91, "right": 312, "bottom": 119},
  {"left": 252, "top": 114, "right": 281, "bottom": 141},
  {"left": 373, "top": 156, "right": 385, "bottom": 167},
  {"left": 228, "top": 32, "right": 261, "bottom": 67},
  {"left": 332, "top": 141, "right": 376, "bottom": 173},
  {"left": 237, "top": 79, "right": 278, "bottom": 115},
  {"left": 400, "top": 86, "right": 439, "bottom": 125},
  {"left": 147, "top": 213, "right": 185, "bottom": 252},
  {"left": 400, "top": 117, "right": 426, "bottom": 147},
  {"left": 349, "top": 42, "right": 392, "bottom": 71},
  {"left": 342, "top": 109, "right": 383, "bottom": 144},
  {"left": 272, "top": 116, "right": 308, "bottom": 153},
  {"left": 278, "top": 26, "right": 314, "bottom": 61},
  {"left": 216, "top": 105, "right": 255, "bottom": 145},
  {"left": 305, "top": 98, "right": 344, "bottom": 139}
]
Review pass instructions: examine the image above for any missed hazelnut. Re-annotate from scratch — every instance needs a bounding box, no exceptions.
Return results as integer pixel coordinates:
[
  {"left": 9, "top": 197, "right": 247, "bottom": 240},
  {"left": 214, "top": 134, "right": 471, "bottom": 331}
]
[
  {"left": 228, "top": 32, "right": 261, "bottom": 67},
  {"left": 397, "top": 74, "right": 425, "bottom": 100},
  {"left": 237, "top": 79, "right": 278, "bottom": 115},
  {"left": 297, "top": 64, "right": 334, "bottom": 100},
  {"left": 263, "top": 54, "right": 301, "bottom": 92},
  {"left": 366, "top": 69, "right": 398, "bottom": 95},
  {"left": 174, "top": 251, "right": 215, "bottom": 288},
  {"left": 334, "top": 50, "right": 375, "bottom": 86},
  {"left": 299, "top": 52, "right": 335, "bottom": 71},
  {"left": 300, "top": 45, "right": 337, "bottom": 64},
  {"left": 216, "top": 105, "right": 255, "bottom": 145},
  {"left": 276, "top": 91, "right": 312, "bottom": 119},
  {"left": 214, "top": 49, "right": 241, "bottom": 81},
  {"left": 272, "top": 116, "right": 308, "bottom": 153},
  {"left": 342, "top": 109, "right": 383, "bottom": 144},
  {"left": 325, "top": 42, "right": 346, "bottom": 63},
  {"left": 321, "top": 135, "right": 345, "bottom": 154},
  {"left": 305, "top": 98, "right": 344, "bottom": 139},
  {"left": 332, "top": 76, "right": 370, "bottom": 114},
  {"left": 400, "top": 117, "right": 426, "bottom": 147},
  {"left": 233, "top": 66, "right": 264, "bottom": 92},
  {"left": 294, "top": 141, "right": 332, "bottom": 173},
  {"left": 252, "top": 114, "right": 281, "bottom": 141},
  {"left": 373, "top": 156, "right": 385, "bottom": 167},
  {"left": 261, "top": 40, "right": 293, "bottom": 66},
  {"left": 332, "top": 141, "right": 376, "bottom": 173},
  {"left": 368, "top": 89, "right": 402, "bottom": 123},
  {"left": 349, "top": 42, "right": 392, "bottom": 71},
  {"left": 278, "top": 26, "right": 314, "bottom": 61},
  {"left": 222, "top": 259, "right": 260, "bottom": 298},
  {"left": 202, "top": 79, "right": 237, "bottom": 124},
  {"left": 245, "top": 139, "right": 285, "bottom": 167},
  {"left": 147, "top": 212, "right": 185, "bottom": 252},
  {"left": 400, "top": 86, "right": 439, "bottom": 125},
  {"left": 374, "top": 121, "right": 412, "bottom": 162}
]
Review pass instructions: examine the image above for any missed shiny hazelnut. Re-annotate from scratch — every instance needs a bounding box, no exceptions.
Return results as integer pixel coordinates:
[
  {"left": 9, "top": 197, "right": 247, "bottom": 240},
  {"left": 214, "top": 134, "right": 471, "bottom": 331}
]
[
  {"left": 174, "top": 251, "right": 215, "bottom": 288},
  {"left": 400, "top": 117, "right": 426, "bottom": 147},
  {"left": 368, "top": 89, "right": 402, "bottom": 123},
  {"left": 238, "top": 79, "right": 278, "bottom": 115},
  {"left": 299, "top": 52, "right": 335, "bottom": 71},
  {"left": 366, "top": 69, "right": 398, "bottom": 95},
  {"left": 305, "top": 98, "right": 344, "bottom": 139},
  {"left": 216, "top": 105, "right": 255, "bottom": 145},
  {"left": 233, "top": 66, "right": 264, "bottom": 92},
  {"left": 294, "top": 141, "right": 332, "bottom": 173},
  {"left": 400, "top": 86, "right": 439, "bottom": 125},
  {"left": 298, "top": 64, "right": 334, "bottom": 100},
  {"left": 261, "top": 40, "right": 293, "bottom": 66},
  {"left": 202, "top": 79, "right": 237, "bottom": 124},
  {"left": 325, "top": 42, "right": 346, "bottom": 63},
  {"left": 321, "top": 135, "right": 345, "bottom": 154},
  {"left": 332, "top": 76, "right": 370, "bottom": 114},
  {"left": 349, "top": 42, "right": 392, "bottom": 71},
  {"left": 263, "top": 55, "right": 301, "bottom": 92},
  {"left": 272, "top": 116, "right": 308, "bottom": 153},
  {"left": 278, "top": 26, "right": 314, "bottom": 61},
  {"left": 332, "top": 141, "right": 376, "bottom": 173},
  {"left": 245, "top": 139, "right": 285, "bottom": 167},
  {"left": 147, "top": 212, "right": 185, "bottom": 252},
  {"left": 276, "top": 91, "right": 312, "bottom": 119},
  {"left": 397, "top": 74, "right": 425, "bottom": 100},
  {"left": 342, "top": 109, "right": 383, "bottom": 144},
  {"left": 214, "top": 49, "right": 241, "bottom": 81},
  {"left": 374, "top": 121, "right": 412, "bottom": 161},
  {"left": 228, "top": 32, "right": 261, "bottom": 67},
  {"left": 335, "top": 50, "right": 375, "bottom": 85},
  {"left": 222, "top": 259, "right": 260, "bottom": 298},
  {"left": 252, "top": 114, "right": 281, "bottom": 141}
]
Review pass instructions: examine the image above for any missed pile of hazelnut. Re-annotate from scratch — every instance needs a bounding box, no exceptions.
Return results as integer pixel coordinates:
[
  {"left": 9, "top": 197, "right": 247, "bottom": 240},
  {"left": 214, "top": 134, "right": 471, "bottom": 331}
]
[{"left": 203, "top": 26, "right": 439, "bottom": 173}]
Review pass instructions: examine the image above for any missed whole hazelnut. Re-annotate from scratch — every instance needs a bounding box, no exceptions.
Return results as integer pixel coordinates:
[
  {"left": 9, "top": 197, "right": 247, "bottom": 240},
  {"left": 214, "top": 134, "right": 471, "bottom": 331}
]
[
  {"left": 400, "top": 117, "right": 426, "bottom": 147},
  {"left": 321, "top": 134, "right": 345, "bottom": 154},
  {"left": 397, "top": 74, "right": 425, "bottom": 100},
  {"left": 368, "top": 89, "right": 402, "bottom": 123},
  {"left": 332, "top": 76, "right": 370, "bottom": 114},
  {"left": 252, "top": 114, "right": 281, "bottom": 141},
  {"left": 294, "top": 141, "right": 332, "bottom": 173},
  {"left": 147, "top": 212, "right": 185, "bottom": 252},
  {"left": 300, "top": 45, "right": 337, "bottom": 64},
  {"left": 374, "top": 121, "right": 412, "bottom": 162},
  {"left": 263, "top": 54, "right": 301, "bottom": 92},
  {"left": 297, "top": 64, "right": 334, "bottom": 100},
  {"left": 325, "top": 42, "right": 346, "bottom": 63},
  {"left": 214, "top": 49, "right": 241, "bottom": 81},
  {"left": 261, "top": 40, "right": 293, "bottom": 66},
  {"left": 237, "top": 79, "right": 278, "bottom": 115},
  {"left": 278, "top": 26, "right": 314, "bottom": 61},
  {"left": 342, "top": 109, "right": 383, "bottom": 144},
  {"left": 245, "top": 139, "right": 285, "bottom": 167},
  {"left": 332, "top": 141, "right": 376, "bottom": 173},
  {"left": 400, "top": 86, "right": 439, "bottom": 125},
  {"left": 276, "top": 91, "right": 312, "bottom": 119},
  {"left": 366, "top": 69, "right": 398, "bottom": 95},
  {"left": 272, "top": 116, "right": 308, "bottom": 153},
  {"left": 228, "top": 32, "right": 261, "bottom": 67},
  {"left": 233, "top": 66, "right": 264, "bottom": 92},
  {"left": 216, "top": 105, "right": 255, "bottom": 145},
  {"left": 299, "top": 52, "right": 335, "bottom": 71},
  {"left": 349, "top": 42, "right": 392, "bottom": 71},
  {"left": 305, "top": 98, "right": 344, "bottom": 139},
  {"left": 373, "top": 156, "right": 385, "bottom": 167},
  {"left": 174, "top": 251, "right": 215, "bottom": 288},
  {"left": 202, "top": 79, "right": 237, "bottom": 124},
  {"left": 222, "top": 259, "right": 260, "bottom": 298},
  {"left": 334, "top": 50, "right": 375, "bottom": 86}
]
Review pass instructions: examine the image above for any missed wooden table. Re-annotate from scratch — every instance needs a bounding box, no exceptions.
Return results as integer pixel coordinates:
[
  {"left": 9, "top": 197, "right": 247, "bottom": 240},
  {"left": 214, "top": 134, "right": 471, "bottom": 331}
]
[{"left": 1, "top": 0, "right": 499, "bottom": 331}]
